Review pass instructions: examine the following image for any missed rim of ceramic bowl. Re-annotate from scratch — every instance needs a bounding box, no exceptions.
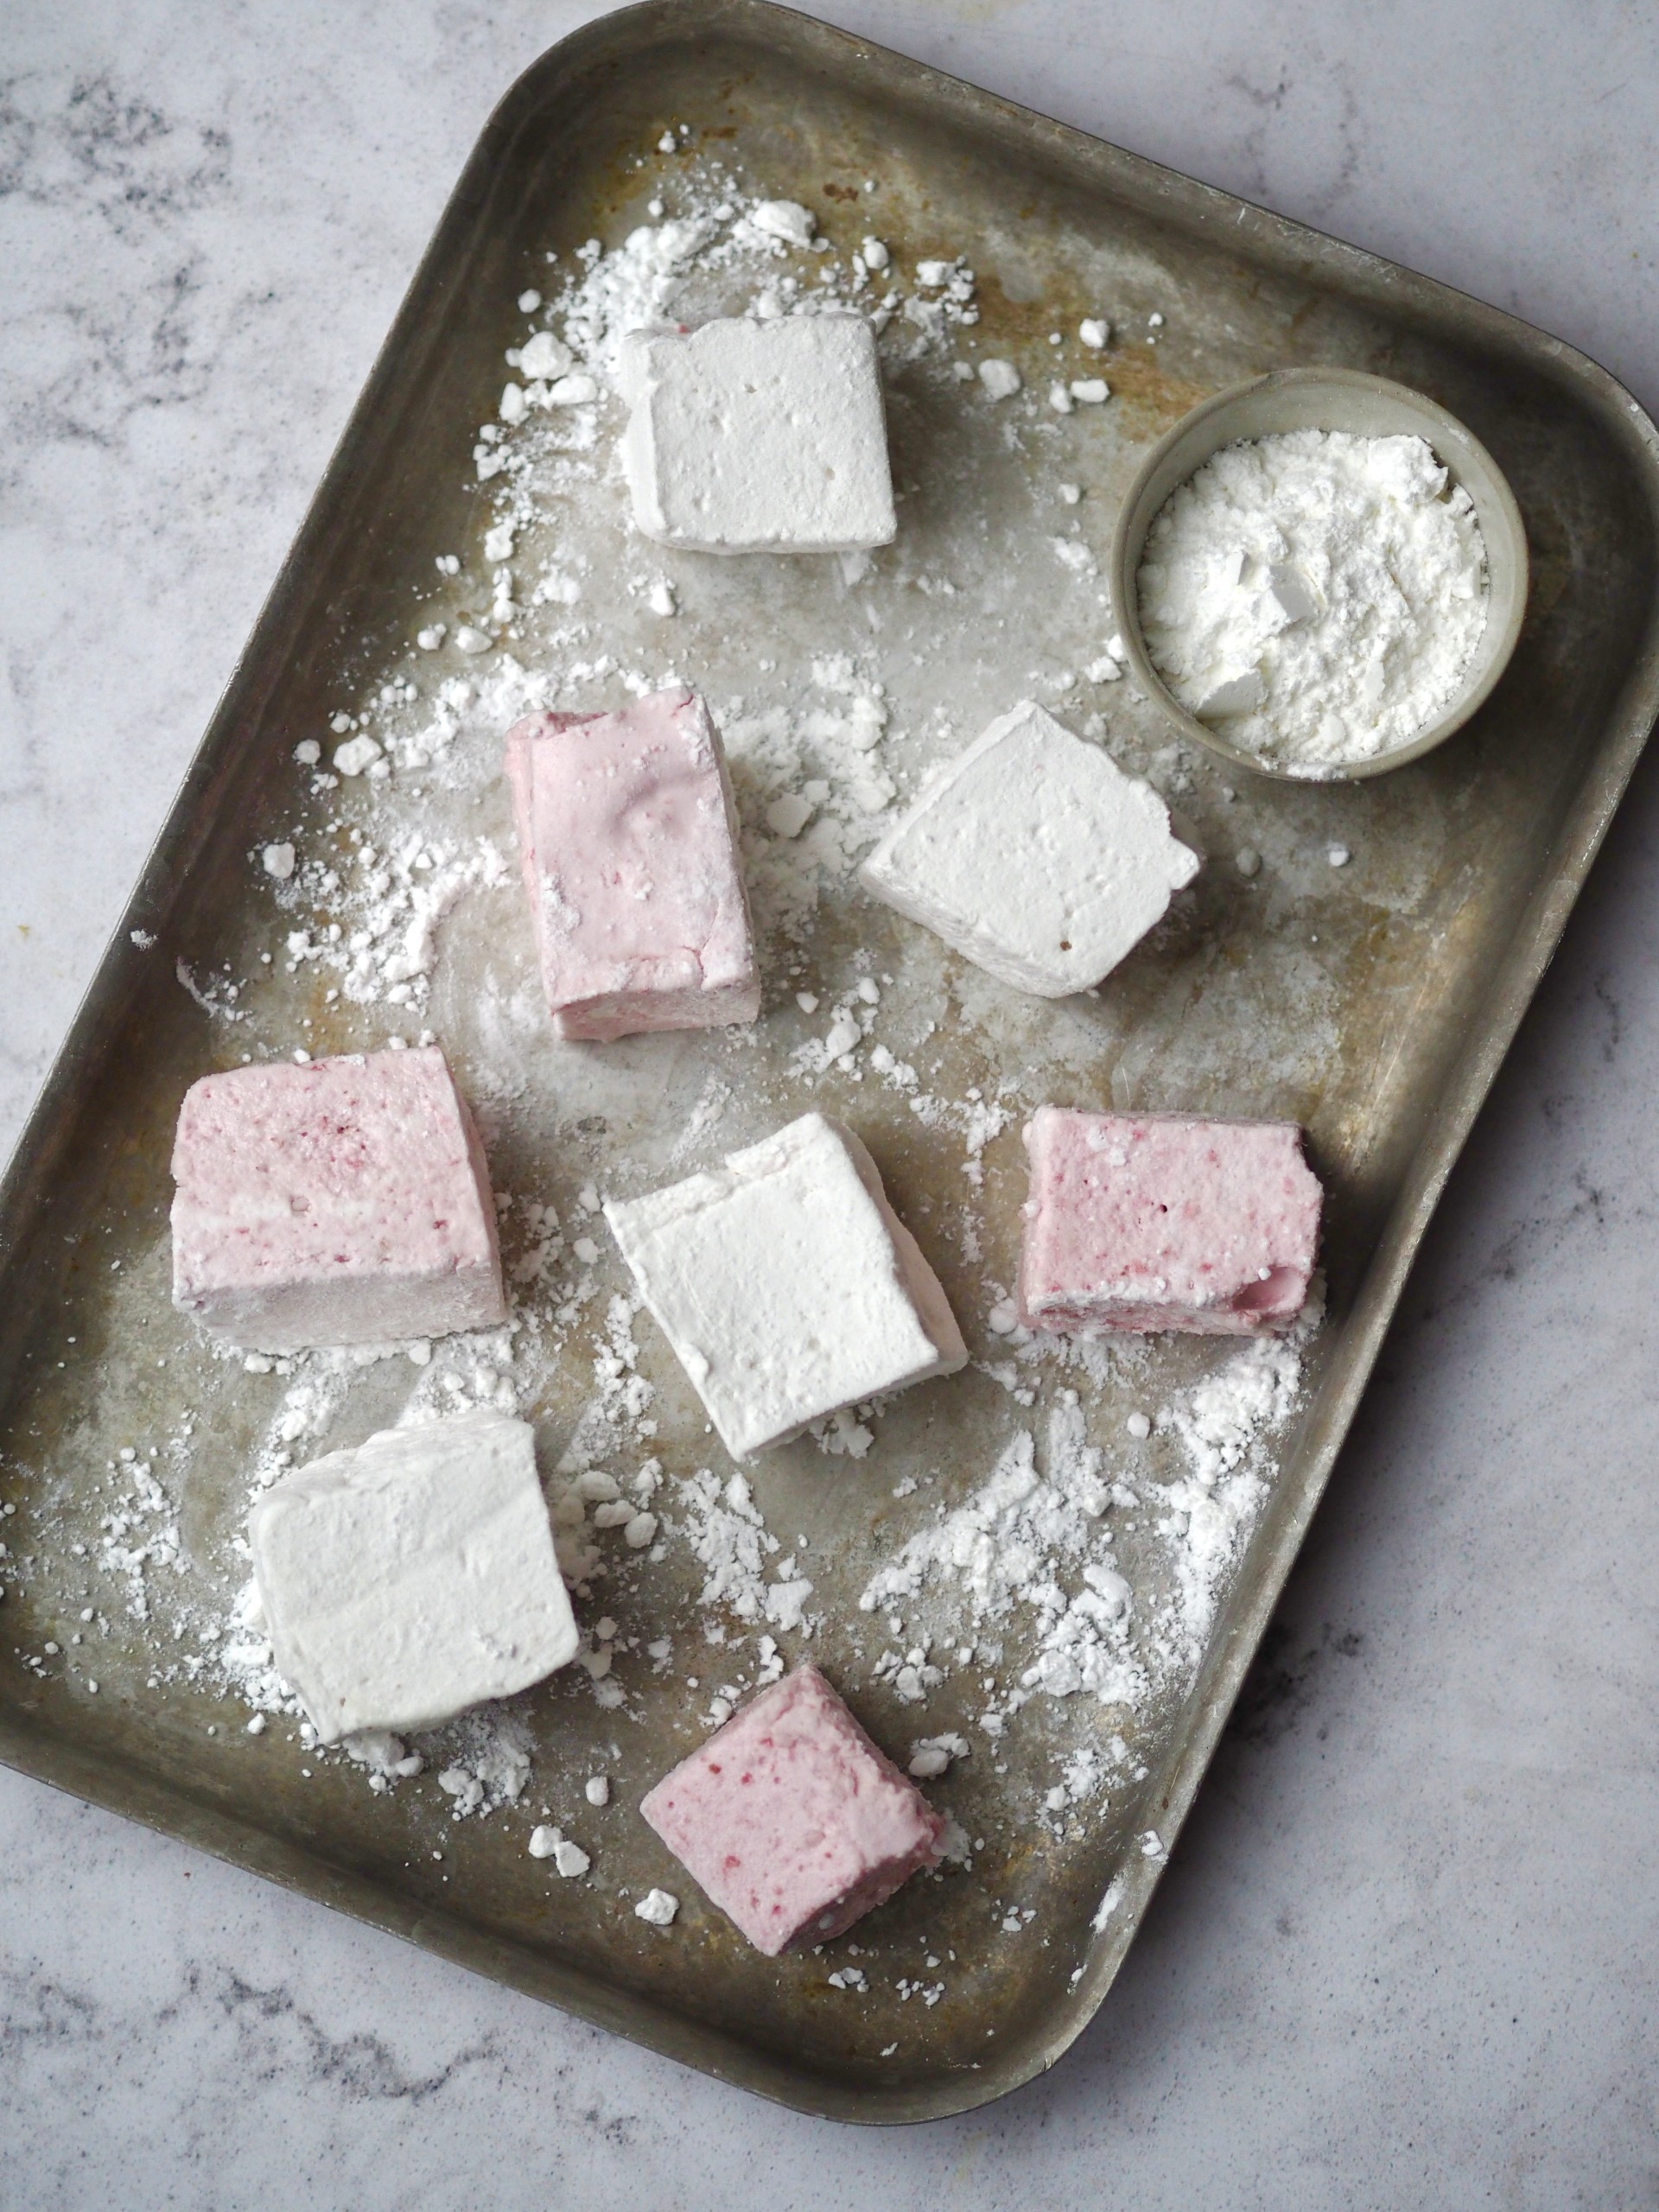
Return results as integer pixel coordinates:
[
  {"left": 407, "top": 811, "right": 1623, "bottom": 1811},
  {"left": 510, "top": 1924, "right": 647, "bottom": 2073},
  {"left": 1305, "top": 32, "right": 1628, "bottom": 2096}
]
[{"left": 1107, "top": 367, "right": 1530, "bottom": 782}]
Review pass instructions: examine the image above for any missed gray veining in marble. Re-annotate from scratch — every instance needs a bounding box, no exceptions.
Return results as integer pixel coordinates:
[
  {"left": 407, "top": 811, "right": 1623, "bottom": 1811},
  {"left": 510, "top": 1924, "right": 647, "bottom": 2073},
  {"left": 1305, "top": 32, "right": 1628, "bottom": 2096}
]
[{"left": 3, "top": 3, "right": 1659, "bottom": 2204}]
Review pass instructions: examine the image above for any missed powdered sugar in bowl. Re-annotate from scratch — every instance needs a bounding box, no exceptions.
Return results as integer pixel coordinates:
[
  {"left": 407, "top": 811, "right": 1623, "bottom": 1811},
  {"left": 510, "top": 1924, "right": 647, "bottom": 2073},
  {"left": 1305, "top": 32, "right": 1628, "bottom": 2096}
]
[{"left": 1109, "top": 368, "right": 1529, "bottom": 780}]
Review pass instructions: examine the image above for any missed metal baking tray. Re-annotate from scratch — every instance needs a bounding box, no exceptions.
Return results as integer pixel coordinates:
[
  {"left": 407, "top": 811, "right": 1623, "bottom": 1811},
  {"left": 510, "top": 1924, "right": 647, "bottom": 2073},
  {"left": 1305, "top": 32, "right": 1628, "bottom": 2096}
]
[{"left": 2, "top": 0, "right": 1656, "bottom": 2126}]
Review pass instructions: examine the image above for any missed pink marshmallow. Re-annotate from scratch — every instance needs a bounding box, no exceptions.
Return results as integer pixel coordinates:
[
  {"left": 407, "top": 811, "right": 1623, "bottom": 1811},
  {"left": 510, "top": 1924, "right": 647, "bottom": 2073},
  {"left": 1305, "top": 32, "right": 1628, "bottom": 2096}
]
[
  {"left": 639, "top": 1664, "right": 944, "bottom": 1955},
  {"left": 170, "top": 1046, "right": 507, "bottom": 1351},
  {"left": 505, "top": 686, "right": 760, "bottom": 1043},
  {"left": 1018, "top": 1107, "right": 1322, "bottom": 1336}
]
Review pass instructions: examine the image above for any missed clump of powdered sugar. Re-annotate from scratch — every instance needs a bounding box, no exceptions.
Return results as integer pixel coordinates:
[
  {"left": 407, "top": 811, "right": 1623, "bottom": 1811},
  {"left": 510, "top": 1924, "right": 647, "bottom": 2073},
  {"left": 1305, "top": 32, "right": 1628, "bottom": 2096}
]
[
  {"left": 279, "top": 830, "right": 509, "bottom": 1014},
  {"left": 1169, "top": 1325, "right": 1306, "bottom": 1491},
  {"left": 559, "top": 218, "right": 724, "bottom": 387},
  {"left": 432, "top": 1708, "right": 533, "bottom": 1817},
  {"left": 671, "top": 1469, "right": 817, "bottom": 1635},
  {"left": 1138, "top": 429, "right": 1489, "bottom": 772}
]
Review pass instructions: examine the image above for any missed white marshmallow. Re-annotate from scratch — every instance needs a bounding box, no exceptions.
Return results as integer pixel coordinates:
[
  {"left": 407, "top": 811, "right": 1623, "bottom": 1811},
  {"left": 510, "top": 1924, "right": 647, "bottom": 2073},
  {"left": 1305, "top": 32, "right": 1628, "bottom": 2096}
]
[
  {"left": 249, "top": 1409, "right": 576, "bottom": 1745},
  {"left": 604, "top": 1112, "right": 966, "bottom": 1460},
  {"left": 619, "top": 316, "right": 896, "bottom": 554},
  {"left": 859, "top": 701, "right": 1200, "bottom": 997}
]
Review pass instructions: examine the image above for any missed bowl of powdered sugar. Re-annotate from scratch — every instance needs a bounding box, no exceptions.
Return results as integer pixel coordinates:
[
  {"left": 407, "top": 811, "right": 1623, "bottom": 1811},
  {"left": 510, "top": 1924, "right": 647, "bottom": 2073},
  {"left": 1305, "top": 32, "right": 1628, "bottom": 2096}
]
[{"left": 1110, "top": 368, "right": 1529, "bottom": 779}]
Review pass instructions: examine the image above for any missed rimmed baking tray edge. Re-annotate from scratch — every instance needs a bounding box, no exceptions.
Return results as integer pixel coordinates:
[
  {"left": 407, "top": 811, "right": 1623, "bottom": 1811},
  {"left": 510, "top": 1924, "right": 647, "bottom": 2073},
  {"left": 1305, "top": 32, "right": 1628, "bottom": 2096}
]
[{"left": 3, "top": 0, "right": 1658, "bottom": 2126}]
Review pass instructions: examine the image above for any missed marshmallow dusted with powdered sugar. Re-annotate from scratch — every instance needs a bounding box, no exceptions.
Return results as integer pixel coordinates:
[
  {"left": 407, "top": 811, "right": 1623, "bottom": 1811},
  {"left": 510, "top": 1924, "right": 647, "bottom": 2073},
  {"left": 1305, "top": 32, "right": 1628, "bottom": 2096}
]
[
  {"left": 170, "top": 1046, "right": 507, "bottom": 1351},
  {"left": 619, "top": 315, "right": 896, "bottom": 554},
  {"left": 605, "top": 1111, "right": 966, "bottom": 1459},
  {"left": 1018, "top": 1108, "right": 1322, "bottom": 1336},
  {"left": 249, "top": 1409, "right": 577, "bottom": 1745},
  {"left": 860, "top": 701, "right": 1200, "bottom": 997},
  {"left": 505, "top": 686, "right": 760, "bottom": 1043},
  {"left": 639, "top": 1663, "right": 944, "bottom": 1954}
]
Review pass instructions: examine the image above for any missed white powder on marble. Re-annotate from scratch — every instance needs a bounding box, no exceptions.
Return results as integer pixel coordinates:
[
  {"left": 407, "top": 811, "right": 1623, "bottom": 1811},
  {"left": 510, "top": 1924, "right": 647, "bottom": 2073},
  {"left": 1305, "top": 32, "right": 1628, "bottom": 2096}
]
[{"left": 1138, "top": 429, "right": 1489, "bottom": 772}]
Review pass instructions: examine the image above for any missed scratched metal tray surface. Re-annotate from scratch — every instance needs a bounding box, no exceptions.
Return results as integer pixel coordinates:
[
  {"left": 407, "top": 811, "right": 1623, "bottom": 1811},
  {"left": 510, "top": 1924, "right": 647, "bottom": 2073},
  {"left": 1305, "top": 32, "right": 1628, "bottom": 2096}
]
[{"left": 2, "top": 0, "right": 1657, "bottom": 2126}]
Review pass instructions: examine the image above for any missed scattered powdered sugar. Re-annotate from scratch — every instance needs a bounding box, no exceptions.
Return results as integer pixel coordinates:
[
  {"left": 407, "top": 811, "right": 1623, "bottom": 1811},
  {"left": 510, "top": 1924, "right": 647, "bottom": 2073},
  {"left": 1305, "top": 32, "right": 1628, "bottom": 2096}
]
[
  {"left": 434, "top": 1711, "right": 533, "bottom": 1817},
  {"left": 1155, "top": 1313, "right": 1312, "bottom": 1661},
  {"left": 562, "top": 218, "right": 723, "bottom": 386},
  {"left": 1139, "top": 429, "right": 1489, "bottom": 772},
  {"left": 861, "top": 1396, "right": 1142, "bottom": 1720},
  {"left": 728, "top": 652, "right": 902, "bottom": 943},
  {"left": 909, "top": 1732, "right": 970, "bottom": 1778},
  {"left": 1090, "top": 1874, "right": 1127, "bottom": 1935},
  {"left": 854, "top": 1310, "right": 1315, "bottom": 1773},
  {"left": 671, "top": 1469, "right": 817, "bottom": 1636},
  {"left": 278, "top": 827, "right": 510, "bottom": 1014},
  {"left": 98, "top": 1446, "right": 184, "bottom": 1624},
  {"left": 1170, "top": 1325, "right": 1305, "bottom": 1491}
]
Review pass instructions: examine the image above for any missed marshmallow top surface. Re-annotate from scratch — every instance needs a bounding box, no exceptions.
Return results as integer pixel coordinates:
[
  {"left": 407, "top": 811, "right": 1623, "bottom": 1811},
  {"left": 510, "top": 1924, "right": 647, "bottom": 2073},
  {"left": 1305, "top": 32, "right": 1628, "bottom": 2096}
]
[
  {"left": 619, "top": 315, "right": 896, "bottom": 554},
  {"left": 1019, "top": 1108, "right": 1322, "bottom": 1335},
  {"left": 604, "top": 1110, "right": 966, "bottom": 1459},
  {"left": 860, "top": 701, "right": 1201, "bottom": 996},
  {"left": 639, "top": 1663, "right": 944, "bottom": 1954},
  {"left": 249, "top": 1408, "right": 577, "bottom": 1743},
  {"left": 504, "top": 686, "right": 759, "bottom": 1042},
  {"left": 169, "top": 1046, "right": 506, "bottom": 1348}
]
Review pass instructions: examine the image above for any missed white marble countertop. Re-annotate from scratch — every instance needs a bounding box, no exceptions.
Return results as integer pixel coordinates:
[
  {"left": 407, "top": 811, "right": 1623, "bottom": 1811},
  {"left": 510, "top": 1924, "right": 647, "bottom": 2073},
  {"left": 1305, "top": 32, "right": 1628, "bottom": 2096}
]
[{"left": 4, "top": 2, "right": 1658, "bottom": 2202}]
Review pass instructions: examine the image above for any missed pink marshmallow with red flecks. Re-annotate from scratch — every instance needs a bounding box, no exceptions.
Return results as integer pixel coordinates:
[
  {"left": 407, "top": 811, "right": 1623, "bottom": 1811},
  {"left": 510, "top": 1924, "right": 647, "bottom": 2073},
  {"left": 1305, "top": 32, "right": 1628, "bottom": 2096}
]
[
  {"left": 639, "top": 1664, "right": 944, "bottom": 1955},
  {"left": 505, "top": 686, "right": 760, "bottom": 1043},
  {"left": 1017, "top": 1107, "right": 1322, "bottom": 1336},
  {"left": 170, "top": 1046, "right": 507, "bottom": 1351}
]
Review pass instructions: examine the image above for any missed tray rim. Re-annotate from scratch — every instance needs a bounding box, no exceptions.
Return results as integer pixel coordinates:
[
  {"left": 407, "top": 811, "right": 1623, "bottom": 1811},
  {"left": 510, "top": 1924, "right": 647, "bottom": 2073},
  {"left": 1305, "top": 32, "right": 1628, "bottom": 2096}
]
[{"left": 3, "top": 0, "right": 1659, "bottom": 2127}]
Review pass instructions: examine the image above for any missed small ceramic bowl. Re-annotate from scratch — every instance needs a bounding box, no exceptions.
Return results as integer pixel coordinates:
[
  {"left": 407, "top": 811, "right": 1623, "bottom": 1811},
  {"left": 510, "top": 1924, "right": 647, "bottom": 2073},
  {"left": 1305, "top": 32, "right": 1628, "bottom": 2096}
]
[{"left": 1108, "top": 367, "right": 1529, "bottom": 781}]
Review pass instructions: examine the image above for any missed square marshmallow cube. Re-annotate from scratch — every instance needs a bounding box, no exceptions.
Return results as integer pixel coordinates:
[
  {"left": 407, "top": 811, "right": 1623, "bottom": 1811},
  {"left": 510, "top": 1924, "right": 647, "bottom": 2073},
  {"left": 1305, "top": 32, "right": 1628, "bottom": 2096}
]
[
  {"left": 860, "top": 701, "right": 1200, "bottom": 996},
  {"left": 505, "top": 686, "right": 760, "bottom": 1043},
  {"left": 1019, "top": 1108, "right": 1322, "bottom": 1335},
  {"left": 605, "top": 1111, "right": 966, "bottom": 1459},
  {"left": 619, "top": 315, "right": 897, "bottom": 554},
  {"left": 170, "top": 1046, "right": 507, "bottom": 1351},
  {"left": 249, "top": 1408, "right": 578, "bottom": 1744},
  {"left": 639, "top": 1663, "right": 944, "bottom": 1954}
]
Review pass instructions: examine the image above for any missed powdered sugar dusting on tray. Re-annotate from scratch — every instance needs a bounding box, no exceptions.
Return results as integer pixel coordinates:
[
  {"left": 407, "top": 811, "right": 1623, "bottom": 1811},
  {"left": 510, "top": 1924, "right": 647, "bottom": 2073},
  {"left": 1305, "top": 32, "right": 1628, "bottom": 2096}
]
[{"left": 0, "top": 130, "right": 1350, "bottom": 2019}]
